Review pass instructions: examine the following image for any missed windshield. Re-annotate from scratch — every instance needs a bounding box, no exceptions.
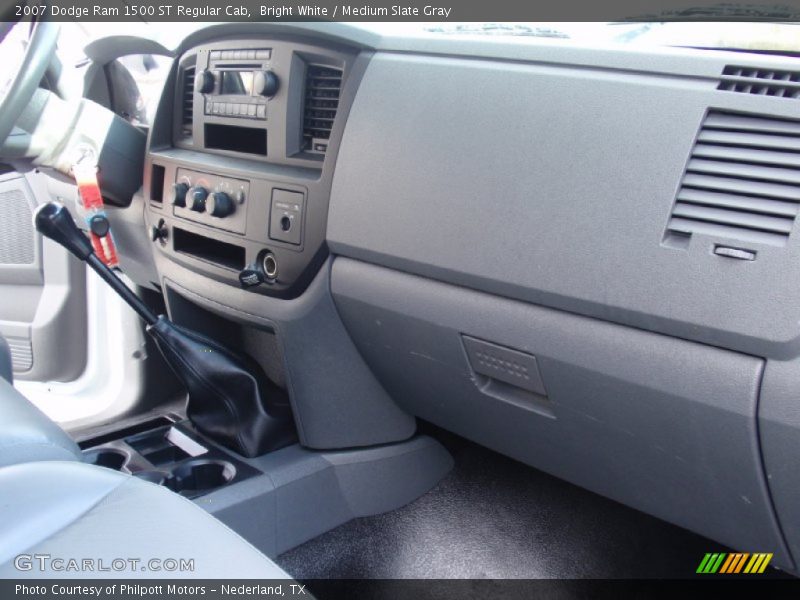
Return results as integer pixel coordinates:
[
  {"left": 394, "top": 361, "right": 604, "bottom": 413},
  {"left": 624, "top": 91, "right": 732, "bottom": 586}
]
[{"left": 63, "top": 21, "right": 800, "bottom": 55}]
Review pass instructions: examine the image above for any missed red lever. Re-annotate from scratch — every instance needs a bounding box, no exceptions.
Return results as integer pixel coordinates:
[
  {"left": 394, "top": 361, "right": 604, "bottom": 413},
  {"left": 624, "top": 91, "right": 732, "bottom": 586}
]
[{"left": 73, "top": 163, "right": 118, "bottom": 268}]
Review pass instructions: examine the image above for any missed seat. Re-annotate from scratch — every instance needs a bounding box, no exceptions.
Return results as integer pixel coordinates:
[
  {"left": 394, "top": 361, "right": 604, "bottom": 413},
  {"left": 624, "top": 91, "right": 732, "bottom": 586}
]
[
  {"left": 0, "top": 376, "right": 83, "bottom": 469},
  {"left": 0, "top": 461, "right": 291, "bottom": 578},
  {"left": 0, "top": 335, "right": 82, "bottom": 468},
  {"left": 0, "top": 339, "right": 290, "bottom": 579}
]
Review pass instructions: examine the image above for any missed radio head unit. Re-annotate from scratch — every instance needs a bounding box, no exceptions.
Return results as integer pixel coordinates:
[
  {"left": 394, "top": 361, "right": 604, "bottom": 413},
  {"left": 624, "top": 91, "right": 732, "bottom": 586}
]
[{"left": 195, "top": 48, "right": 278, "bottom": 121}]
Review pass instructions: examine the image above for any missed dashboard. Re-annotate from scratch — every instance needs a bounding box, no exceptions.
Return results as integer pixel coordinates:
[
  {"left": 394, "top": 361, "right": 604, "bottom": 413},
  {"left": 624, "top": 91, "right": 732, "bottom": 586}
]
[
  {"left": 143, "top": 33, "right": 360, "bottom": 297},
  {"left": 102, "top": 23, "right": 800, "bottom": 576}
]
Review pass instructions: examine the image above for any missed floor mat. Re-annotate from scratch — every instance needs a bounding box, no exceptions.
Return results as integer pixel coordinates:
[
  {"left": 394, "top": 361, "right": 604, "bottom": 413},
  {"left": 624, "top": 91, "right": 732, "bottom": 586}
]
[{"left": 277, "top": 425, "right": 743, "bottom": 579}]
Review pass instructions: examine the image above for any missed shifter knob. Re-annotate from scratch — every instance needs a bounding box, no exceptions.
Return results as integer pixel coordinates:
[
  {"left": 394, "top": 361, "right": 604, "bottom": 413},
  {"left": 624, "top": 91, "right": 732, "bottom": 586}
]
[{"left": 34, "top": 202, "right": 93, "bottom": 260}]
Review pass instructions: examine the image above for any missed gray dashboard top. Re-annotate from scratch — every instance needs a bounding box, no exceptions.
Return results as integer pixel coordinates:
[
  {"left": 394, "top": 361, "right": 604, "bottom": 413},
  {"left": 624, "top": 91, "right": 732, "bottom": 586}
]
[
  {"left": 178, "top": 22, "right": 800, "bottom": 75},
  {"left": 323, "top": 32, "right": 800, "bottom": 360}
]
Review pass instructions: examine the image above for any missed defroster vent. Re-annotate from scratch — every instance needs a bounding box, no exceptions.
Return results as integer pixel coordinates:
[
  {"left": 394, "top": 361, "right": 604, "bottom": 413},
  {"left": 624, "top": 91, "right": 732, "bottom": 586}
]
[
  {"left": 718, "top": 66, "right": 800, "bottom": 99},
  {"left": 666, "top": 111, "right": 800, "bottom": 247},
  {"left": 303, "top": 64, "right": 342, "bottom": 155}
]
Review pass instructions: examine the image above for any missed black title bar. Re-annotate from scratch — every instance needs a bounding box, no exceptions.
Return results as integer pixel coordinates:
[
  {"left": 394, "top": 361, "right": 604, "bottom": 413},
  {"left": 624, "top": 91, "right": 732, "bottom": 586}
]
[{"left": 6, "top": 0, "right": 800, "bottom": 22}]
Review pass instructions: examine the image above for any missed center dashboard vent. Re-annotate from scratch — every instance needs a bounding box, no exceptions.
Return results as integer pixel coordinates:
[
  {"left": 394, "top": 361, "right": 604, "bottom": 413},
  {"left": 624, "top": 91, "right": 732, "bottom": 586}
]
[
  {"left": 666, "top": 111, "right": 800, "bottom": 247},
  {"left": 181, "top": 66, "right": 195, "bottom": 136},
  {"left": 718, "top": 66, "right": 800, "bottom": 99},
  {"left": 303, "top": 64, "right": 342, "bottom": 155}
]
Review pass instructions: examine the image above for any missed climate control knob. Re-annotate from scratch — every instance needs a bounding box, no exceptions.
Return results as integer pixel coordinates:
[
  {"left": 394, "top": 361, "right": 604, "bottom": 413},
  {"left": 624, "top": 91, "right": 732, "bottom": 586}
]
[
  {"left": 208, "top": 192, "right": 235, "bottom": 218},
  {"left": 254, "top": 70, "right": 279, "bottom": 97},
  {"left": 189, "top": 186, "right": 208, "bottom": 212},
  {"left": 171, "top": 182, "right": 189, "bottom": 207},
  {"left": 195, "top": 70, "right": 215, "bottom": 94}
]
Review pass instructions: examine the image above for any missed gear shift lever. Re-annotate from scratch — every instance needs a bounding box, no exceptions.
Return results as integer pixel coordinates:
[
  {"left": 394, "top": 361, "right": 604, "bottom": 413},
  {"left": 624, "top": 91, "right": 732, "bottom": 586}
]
[
  {"left": 34, "top": 202, "right": 296, "bottom": 457},
  {"left": 35, "top": 202, "right": 158, "bottom": 325},
  {"left": 34, "top": 202, "right": 94, "bottom": 260}
]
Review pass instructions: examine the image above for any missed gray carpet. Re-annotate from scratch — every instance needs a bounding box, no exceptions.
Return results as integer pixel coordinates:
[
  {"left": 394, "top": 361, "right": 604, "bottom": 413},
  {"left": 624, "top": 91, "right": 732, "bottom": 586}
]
[{"left": 277, "top": 425, "right": 753, "bottom": 579}]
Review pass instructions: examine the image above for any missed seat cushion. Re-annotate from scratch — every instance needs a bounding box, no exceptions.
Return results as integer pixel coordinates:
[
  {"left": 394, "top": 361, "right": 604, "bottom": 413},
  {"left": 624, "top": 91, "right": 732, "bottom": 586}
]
[
  {"left": 0, "top": 461, "right": 290, "bottom": 578},
  {"left": 0, "top": 377, "right": 82, "bottom": 468}
]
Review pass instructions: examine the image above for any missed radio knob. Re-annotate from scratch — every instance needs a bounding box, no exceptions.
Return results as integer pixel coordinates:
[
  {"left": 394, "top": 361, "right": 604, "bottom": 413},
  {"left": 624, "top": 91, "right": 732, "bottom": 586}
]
[
  {"left": 254, "top": 70, "right": 279, "bottom": 97},
  {"left": 171, "top": 182, "right": 189, "bottom": 207},
  {"left": 208, "top": 192, "right": 235, "bottom": 218},
  {"left": 189, "top": 186, "right": 208, "bottom": 212},
  {"left": 195, "top": 70, "right": 215, "bottom": 94}
]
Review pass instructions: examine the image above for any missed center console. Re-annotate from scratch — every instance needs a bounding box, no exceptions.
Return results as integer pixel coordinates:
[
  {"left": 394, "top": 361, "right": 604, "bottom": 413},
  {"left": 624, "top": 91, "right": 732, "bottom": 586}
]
[
  {"left": 125, "top": 28, "right": 416, "bottom": 454},
  {"left": 143, "top": 36, "right": 361, "bottom": 298},
  {"left": 76, "top": 28, "right": 456, "bottom": 557},
  {"left": 75, "top": 410, "right": 453, "bottom": 558},
  {"left": 82, "top": 416, "right": 260, "bottom": 499}
]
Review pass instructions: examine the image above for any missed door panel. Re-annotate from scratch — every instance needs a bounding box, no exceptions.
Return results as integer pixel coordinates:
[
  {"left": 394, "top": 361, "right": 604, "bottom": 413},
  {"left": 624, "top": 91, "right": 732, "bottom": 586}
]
[{"left": 0, "top": 170, "right": 87, "bottom": 381}]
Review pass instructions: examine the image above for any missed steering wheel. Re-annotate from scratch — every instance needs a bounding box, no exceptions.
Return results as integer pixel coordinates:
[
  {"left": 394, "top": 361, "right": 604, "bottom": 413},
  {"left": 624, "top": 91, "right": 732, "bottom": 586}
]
[{"left": 0, "top": 21, "right": 60, "bottom": 145}]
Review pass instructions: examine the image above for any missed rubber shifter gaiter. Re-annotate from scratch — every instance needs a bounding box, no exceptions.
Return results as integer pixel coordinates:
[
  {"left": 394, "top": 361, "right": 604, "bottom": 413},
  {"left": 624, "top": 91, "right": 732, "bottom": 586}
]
[{"left": 148, "top": 316, "right": 296, "bottom": 457}]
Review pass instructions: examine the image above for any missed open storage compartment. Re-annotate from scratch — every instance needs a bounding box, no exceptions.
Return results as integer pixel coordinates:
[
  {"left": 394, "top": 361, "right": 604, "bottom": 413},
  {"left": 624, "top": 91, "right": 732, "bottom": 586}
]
[
  {"left": 84, "top": 448, "right": 128, "bottom": 470},
  {"left": 173, "top": 228, "right": 246, "bottom": 270},
  {"left": 166, "top": 459, "right": 236, "bottom": 493}
]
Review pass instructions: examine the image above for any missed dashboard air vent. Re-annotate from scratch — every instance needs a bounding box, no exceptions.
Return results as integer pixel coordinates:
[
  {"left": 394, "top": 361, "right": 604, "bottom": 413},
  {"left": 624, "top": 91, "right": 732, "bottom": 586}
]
[
  {"left": 718, "top": 66, "right": 800, "bottom": 99},
  {"left": 303, "top": 64, "right": 342, "bottom": 155},
  {"left": 181, "top": 66, "right": 195, "bottom": 136},
  {"left": 666, "top": 111, "right": 800, "bottom": 247}
]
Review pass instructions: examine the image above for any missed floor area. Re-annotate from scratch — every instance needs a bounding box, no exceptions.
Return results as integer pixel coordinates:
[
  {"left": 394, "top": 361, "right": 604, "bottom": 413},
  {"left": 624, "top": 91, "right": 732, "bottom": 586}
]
[{"left": 277, "top": 424, "right": 748, "bottom": 579}]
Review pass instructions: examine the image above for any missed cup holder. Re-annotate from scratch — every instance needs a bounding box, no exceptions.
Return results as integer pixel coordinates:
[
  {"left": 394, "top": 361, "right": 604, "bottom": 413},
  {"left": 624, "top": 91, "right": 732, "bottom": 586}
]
[
  {"left": 84, "top": 448, "right": 128, "bottom": 471},
  {"left": 133, "top": 470, "right": 167, "bottom": 486},
  {"left": 166, "top": 460, "right": 235, "bottom": 493}
]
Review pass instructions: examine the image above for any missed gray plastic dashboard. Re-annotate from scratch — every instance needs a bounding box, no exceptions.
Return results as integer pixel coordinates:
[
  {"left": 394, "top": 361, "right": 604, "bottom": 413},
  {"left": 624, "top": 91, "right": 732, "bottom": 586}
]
[
  {"left": 111, "top": 23, "right": 800, "bottom": 574},
  {"left": 142, "top": 29, "right": 364, "bottom": 298},
  {"left": 328, "top": 48, "right": 800, "bottom": 360},
  {"left": 324, "top": 34, "right": 800, "bottom": 572}
]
